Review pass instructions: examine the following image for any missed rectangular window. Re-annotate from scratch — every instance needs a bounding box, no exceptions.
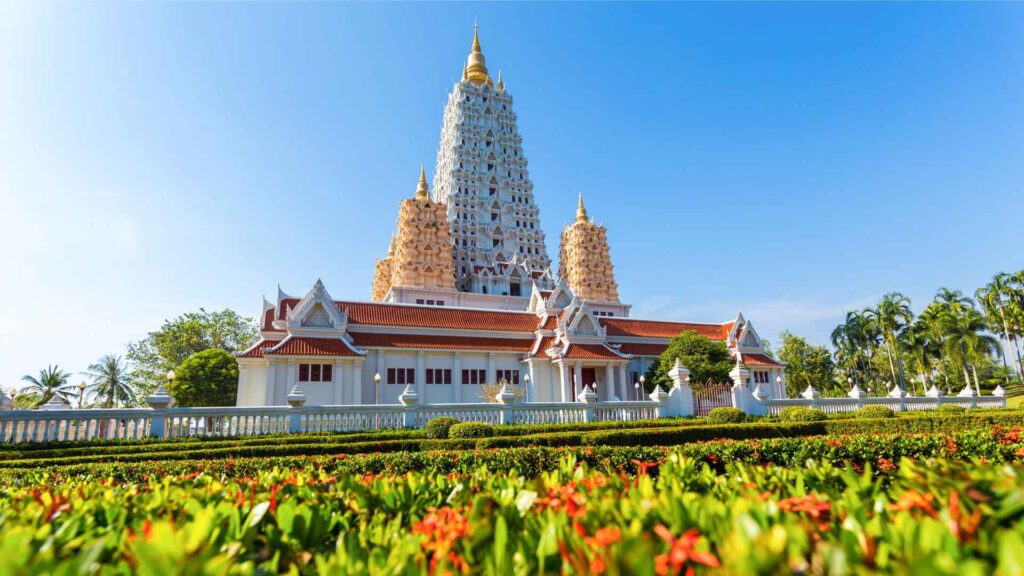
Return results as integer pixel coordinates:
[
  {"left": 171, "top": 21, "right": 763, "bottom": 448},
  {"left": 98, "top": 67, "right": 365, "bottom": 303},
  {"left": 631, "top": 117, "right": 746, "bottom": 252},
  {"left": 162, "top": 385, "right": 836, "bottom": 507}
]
[
  {"left": 496, "top": 369, "right": 520, "bottom": 384},
  {"left": 299, "top": 363, "right": 333, "bottom": 383},
  {"left": 461, "top": 369, "right": 486, "bottom": 385},
  {"left": 387, "top": 368, "right": 415, "bottom": 385},
  {"left": 426, "top": 369, "right": 452, "bottom": 385},
  {"left": 416, "top": 299, "right": 425, "bottom": 304}
]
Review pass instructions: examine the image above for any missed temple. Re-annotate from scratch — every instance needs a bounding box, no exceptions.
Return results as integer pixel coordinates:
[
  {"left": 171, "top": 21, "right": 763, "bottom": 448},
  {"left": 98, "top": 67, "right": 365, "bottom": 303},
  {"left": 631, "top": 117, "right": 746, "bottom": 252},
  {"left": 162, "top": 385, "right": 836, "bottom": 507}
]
[{"left": 235, "top": 27, "right": 784, "bottom": 407}]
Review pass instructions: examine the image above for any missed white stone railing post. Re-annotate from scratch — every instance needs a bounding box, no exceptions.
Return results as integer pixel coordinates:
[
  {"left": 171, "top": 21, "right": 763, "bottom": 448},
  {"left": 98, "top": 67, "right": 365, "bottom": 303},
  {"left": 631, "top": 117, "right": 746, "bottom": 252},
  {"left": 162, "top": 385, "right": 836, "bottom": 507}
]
[
  {"left": 888, "top": 382, "right": 907, "bottom": 411},
  {"left": 146, "top": 382, "right": 173, "bottom": 439},
  {"left": 579, "top": 385, "right": 598, "bottom": 422},
  {"left": 286, "top": 385, "right": 306, "bottom": 433},
  {"left": 398, "top": 384, "right": 419, "bottom": 428},
  {"left": 666, "top": 359, "right": 694, "bottom": 417},
  {"left": 801, "top": 384, "right": 820, "bottom": 410},
  {"left": 956, "top": 384, "right": 977, "bottom": 408},
  {"left": 497, "top": 383, "right": 517, "bottom": 425},
  {"left": 847, "top": 380, "right": 865, "bottom": 410},
  {"left": 648, "top": 386, "right": 669, "bottom": 419},
  {"left": 729, "top": 360, "right": 750, "bottom": 413},
  {"left": 925, "top": 384, "right": 944, "bottom": 408}
]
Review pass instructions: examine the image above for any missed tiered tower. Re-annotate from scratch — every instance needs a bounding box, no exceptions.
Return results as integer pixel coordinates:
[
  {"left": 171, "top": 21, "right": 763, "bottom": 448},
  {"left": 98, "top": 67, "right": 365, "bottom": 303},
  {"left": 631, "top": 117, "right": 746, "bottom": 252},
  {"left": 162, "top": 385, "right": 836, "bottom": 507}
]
[
  {"left": 371, "top": 168, "right": 455, "bottom": 301},
  {"left": 432, "top": 25, "right": 551, "bottom": 298},
  {"left": 558, "top": 194, "right": 620, "bottom": 303}
]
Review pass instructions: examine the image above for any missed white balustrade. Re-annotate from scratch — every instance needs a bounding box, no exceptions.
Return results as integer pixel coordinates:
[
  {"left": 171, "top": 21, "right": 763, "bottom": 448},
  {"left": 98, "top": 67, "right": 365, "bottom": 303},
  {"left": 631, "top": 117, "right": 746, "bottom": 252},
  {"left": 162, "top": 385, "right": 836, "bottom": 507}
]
[{"left": 763, "top": 393, "right": 1006, "bottom": 416}]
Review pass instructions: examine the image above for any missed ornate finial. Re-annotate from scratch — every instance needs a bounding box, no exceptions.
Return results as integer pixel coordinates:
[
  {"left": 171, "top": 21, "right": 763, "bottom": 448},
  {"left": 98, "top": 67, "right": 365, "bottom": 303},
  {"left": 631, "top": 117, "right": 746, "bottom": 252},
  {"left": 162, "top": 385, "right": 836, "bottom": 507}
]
[
  {"left": 465, "top": 23, "right": 490, "bottom": 85},
  {"left": 496, "top": 70, "right": 504, "bottom": 93},
  {"left": 415, "top": 164, "right": 429, "bottom": 200},
  {"left": 576, "top": 192, "right": 588, "bottom": 223},
  {"left": 387, "top": 233, "right": 396, "bottom": 258}
]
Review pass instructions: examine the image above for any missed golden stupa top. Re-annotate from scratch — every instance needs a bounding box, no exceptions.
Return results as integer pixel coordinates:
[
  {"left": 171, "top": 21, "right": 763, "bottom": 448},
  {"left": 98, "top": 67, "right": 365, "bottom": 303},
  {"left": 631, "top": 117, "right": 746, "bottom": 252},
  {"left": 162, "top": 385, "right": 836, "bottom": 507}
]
[
  {"left": 576, "top": 193, "right": 589, "bottom": 223},
  {"left": 415, "top": 165, "right": 429, "bottom": 201},
  {"left": 465, "top": 24, "right": 493, "bottom": 87}
]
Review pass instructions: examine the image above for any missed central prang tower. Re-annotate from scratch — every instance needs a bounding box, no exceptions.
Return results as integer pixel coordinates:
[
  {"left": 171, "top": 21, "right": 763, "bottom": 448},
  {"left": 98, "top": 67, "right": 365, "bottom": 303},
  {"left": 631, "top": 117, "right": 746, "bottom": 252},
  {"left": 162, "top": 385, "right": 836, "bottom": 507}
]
[{"left": 432, "top": 25, "right": 552, "bottom": 298}]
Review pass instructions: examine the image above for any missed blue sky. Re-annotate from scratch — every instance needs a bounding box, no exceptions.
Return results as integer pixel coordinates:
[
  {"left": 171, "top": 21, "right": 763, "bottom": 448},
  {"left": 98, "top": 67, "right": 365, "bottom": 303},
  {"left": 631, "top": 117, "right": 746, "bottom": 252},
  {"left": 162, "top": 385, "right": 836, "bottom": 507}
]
[{"left": 1, "top": 3, "right": 1022, "bottom": 389}]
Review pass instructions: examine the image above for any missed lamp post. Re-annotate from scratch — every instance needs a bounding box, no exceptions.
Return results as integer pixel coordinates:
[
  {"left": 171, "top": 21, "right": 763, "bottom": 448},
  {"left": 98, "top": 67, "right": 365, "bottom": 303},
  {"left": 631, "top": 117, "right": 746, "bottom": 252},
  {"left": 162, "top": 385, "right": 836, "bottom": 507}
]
[
  {"left": 374, "top": 373, "right": 382, "bottom": 404},
  {"left": 77, "top": 381, "right": 86, "bottom": 409},
  {"left": 639, "top": 375, "right": 646, "bottom": 401},
  {"left": 523, "top": 374, "right": 530, "bottom": 403},
  {"left": 634, "top": 381, "right": 640, "bottom": 401}
]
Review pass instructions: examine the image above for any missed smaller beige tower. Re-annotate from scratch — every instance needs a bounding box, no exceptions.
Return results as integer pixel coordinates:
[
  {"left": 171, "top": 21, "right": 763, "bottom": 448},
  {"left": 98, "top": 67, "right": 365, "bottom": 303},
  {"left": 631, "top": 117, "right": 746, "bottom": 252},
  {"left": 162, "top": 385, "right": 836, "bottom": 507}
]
[
  {"left": 372, "top": 167, "right": 456, "bottom": 301},
  {"left": 558, "top": 194, "right": 620, "bottom": 303}
]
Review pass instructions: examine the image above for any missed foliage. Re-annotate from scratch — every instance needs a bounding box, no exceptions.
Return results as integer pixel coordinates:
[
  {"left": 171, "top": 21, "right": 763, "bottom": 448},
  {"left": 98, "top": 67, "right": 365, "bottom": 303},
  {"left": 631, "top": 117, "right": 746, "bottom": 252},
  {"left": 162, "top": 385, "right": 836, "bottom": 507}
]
[
  {"left": 937, "top": 405, "right": 967, "bottom": 415},
  {"left": 126, "top": 308, "right": 257, "bottom": 403},
  {"left": 776, "top": 331, "right": 837, "bottom": 396},
  {"left": 476, "top": 379, "right": 526, "bottom": 403},
  {"left": 83, "top": 354, "right": 134, "bottom": 408},
  {"left": 645, "top": 330, "right": 734, "bottom": 391},
  {"left": 1, "top": 437, "right": 1023, "bottom": 574},
  {"left": 424, "top": 417, "right": 461, "bottom": 439},
  {"left": 856, "top": 405, "right": 895, "bottom": 419},
  {"left": 706, "top": 407, "right": 745, "bottom": 424},
  {"left": 780, "top": 407, "right": 827, "bottom": 422},
  {"left": 448, "top": 422, "right": 494, "bottom": 439},
  {"left": 19, "top": 365, "right": 76, "bottom": 408},
  {"left": 168, "top": 349, "right": 239, "bottom": 407}
]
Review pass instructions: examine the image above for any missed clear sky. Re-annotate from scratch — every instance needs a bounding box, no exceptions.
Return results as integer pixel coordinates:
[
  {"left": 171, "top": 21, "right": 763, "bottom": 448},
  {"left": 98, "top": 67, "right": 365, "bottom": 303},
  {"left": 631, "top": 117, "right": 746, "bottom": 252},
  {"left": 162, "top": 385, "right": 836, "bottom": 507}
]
[{"left": 1, "top": 3, "right": 1022, "bottom": 389}]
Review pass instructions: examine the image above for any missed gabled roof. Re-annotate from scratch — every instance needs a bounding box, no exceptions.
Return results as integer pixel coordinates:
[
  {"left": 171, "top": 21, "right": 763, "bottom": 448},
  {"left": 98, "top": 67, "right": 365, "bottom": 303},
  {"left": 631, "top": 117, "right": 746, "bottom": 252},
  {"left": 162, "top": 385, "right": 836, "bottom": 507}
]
[
  {"left": 265, "top": 336, "right": 363, "bottom": 357},
  {"left": 237, "top": 339, "right": 281, "bottom": 359},
  {"left": 615, "top": 343, "right": 668, "bottom": 356},
  {"left": 560, "top": 343, "right": 630, "bottom": 360},
  {"left": 600, "top": 318, "right": 727, "bottom": 340},
  {"left": 742, "top": 353, "right": 783, "bottom": 367},
  {"left": 277, "top": 299, "right": 539, "bottom": 333},
  {"left": 350, "top": 333, "right": 532, "bottom": 352}
]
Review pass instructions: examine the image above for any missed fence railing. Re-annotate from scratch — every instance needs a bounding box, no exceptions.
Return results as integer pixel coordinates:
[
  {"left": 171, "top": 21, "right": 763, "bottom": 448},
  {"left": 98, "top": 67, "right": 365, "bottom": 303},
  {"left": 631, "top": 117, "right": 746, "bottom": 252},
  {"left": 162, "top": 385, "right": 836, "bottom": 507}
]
[
  {"left": 0, "top": 397, "right": 664, "bottom": 444},
  {"left": 762, "top": 394, "right": 1006, "bottom": 416}
]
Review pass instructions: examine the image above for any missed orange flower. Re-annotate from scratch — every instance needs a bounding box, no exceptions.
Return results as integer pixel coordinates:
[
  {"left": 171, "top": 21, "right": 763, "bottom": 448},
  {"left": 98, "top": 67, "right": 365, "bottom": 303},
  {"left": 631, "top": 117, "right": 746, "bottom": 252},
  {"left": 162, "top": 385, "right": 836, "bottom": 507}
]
[
  {"left": 413, "top": 507, "right": 470, "bottom": 575},
  {"left": 777, "top": 494, "right": 832, "bottom": 531},
  {"left": 653, "top": 525, "right": 720, "bottom": 576},
  {"left": 876, "top": 457, "right": 897, "bottom": 472},
  {"left": 889, "top": 490, "right": 937, "bottom": 518}
]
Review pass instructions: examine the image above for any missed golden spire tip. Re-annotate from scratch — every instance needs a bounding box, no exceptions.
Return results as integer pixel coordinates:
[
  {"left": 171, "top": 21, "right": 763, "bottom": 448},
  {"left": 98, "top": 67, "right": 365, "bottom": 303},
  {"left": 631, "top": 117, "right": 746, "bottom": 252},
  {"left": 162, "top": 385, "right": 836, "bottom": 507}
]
[{"left": 416, "top": 164, "right": 429, "bottom": 200}]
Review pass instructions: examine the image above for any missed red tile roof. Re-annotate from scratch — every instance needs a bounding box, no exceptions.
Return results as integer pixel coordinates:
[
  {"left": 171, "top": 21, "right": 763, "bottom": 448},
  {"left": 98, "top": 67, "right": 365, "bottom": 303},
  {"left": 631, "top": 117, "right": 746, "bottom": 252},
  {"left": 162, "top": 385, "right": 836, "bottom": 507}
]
[
  {"left": 561, "top": 344, "right": 629, "bottom": 360},
  {"left": 528, "top": 336, "right": 556, "bottom": 357},
  {"left": 262, "top": 309, "right": 276, "bottom": 331},
  {"left": 540, "top": 315, "right": 557, "bottom": 330},
  {"left": 350, "top": 333, "right": 533, "bottom": 352},
  {"left": 743, "top": 353, "right": 783, "bottom": 367},
  {"left": 277, "top": 299, "right": 539, "bottom": 333},
  {"left": 600, "top": 318, "right": 726, "bottom": 340},
  {"left": 266, "top": 337, "right": 363, "bottom": 357},
  {"left": 616, "top": 343, "right": 668, "bottom": 356},
  {"left": 721, "top": 322, "right": 735, "bottom": 340},
  {"left": 238, "top": 340, "right": 281, "bottom": 358}
]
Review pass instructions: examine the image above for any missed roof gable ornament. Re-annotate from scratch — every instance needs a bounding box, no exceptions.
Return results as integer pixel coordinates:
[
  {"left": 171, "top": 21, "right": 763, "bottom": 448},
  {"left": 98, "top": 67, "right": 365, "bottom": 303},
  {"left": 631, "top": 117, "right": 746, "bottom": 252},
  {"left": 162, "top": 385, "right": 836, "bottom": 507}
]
[
  {"left": 738, "top": 320, "right": 762, "bottom": 348},
  {"left": 565, "top": 299, "right": 607, "bottom": 340},
  {"left": 286, "top": 279, "right": 349, "bottom": 335}
]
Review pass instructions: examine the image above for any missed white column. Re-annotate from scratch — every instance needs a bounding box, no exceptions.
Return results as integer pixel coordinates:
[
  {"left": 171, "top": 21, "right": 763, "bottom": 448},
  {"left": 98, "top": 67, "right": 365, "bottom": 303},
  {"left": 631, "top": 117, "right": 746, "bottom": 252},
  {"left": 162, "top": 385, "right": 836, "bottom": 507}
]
[
  {"left": 559, "top": 362, "right": 570, "bottom": 403},
  {"left": 285, "top": 360, "right": 297, "bottom": 406},
  {"left": 487, "top": 352, "right": 496, "bottom": 384},
  {"left": 604, "top": 364, "right": 615, "bottom": 401},
  {"left": 237, "top": 365, "right": 249, "bottom": 406},
  {"left": 416, "top": 351, "right": 425, "bottom": 398},
  {"left": 618, "top": 364, "right": 627, "bottom": 402},
  {"left": 264, "top": 361, "right": 277, "bottom": 406},
  {"left": 453, "top": 352, "right": 463, "bottom": 403},
  {"left": 525, "top": 360, "right": 536, "bottom": 402},
  {"left": 351, "top": 360, "right": 363, "bottom": 405},
  {"left": 573, "top": 363, "right": 583, "bottom": 401},
  {"left": 333, "top": 360, "right": 345, "bottom": 404}
]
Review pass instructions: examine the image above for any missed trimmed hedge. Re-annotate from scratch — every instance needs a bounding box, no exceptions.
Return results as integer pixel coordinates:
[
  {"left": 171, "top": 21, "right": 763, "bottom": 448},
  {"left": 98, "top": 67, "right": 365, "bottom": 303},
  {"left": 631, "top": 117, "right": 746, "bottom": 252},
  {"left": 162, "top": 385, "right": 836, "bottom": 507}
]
[
  {"left": 937, "top": 404, "right": 968, "bottom": 414},
  {"left": 424, "top": 417, "right": 460, "bottom": 439},
  {"left": 857, "top": 405, "right": 896, "bottom": 419},
  {"left": 449, "top": 422, "right": 494, "bottom": 439},
  {"left": 780, "top": 407, "right": 826, "bottom": 422},
  {"left": 707, "top": 407, "right": 745, "bottom": 424}
]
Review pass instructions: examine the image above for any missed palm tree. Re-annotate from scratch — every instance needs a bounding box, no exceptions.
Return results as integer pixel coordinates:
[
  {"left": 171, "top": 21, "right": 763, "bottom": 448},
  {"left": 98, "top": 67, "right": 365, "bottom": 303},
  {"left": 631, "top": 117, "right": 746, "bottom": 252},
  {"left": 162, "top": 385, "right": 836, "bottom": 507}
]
[
  {"left": 831, "top": 310, "right": 875, "bottom": 391},
  {"left": 84, "top": 355, "right": 134, "bottom": 408},
  {"left": 975, "top": 272, "right": 1021, "bottom": 385},
  {"left": 865, "top": 293, "right": 913, "bottom": 390},
  {"left": 20, "top": 365, "right": 76, "bottom": 408},
  {"left": 899, "top": 320, "right": 938, "bottom": 396}
]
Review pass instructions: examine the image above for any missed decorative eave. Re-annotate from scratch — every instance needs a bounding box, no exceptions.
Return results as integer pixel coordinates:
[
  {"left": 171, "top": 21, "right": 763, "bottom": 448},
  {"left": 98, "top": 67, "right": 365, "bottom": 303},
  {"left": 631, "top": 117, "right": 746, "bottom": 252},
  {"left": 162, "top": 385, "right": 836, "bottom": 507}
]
[
  {"left": 264, "top": 334, "right": 365, "bottom": 357},
  {"left": 285, "top": 279, "right": 349, "bottom": 336}
]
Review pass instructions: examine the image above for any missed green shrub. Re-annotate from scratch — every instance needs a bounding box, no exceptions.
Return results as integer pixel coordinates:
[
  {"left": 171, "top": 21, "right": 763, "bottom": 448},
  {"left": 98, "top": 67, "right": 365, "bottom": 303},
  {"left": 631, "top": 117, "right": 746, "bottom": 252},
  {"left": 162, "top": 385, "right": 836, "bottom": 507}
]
[
  {"left": 781, "top": 407, "right": 827, "bottom": 422},
  {"left": 857, "top": 406, "right": 895, "bottom": 419},
  {"left": 449, "top": 422, "right": 494, "bottom": 439},
  {"left": 937, "top": 405, "right": 967, "bottom": 415},
  {"left": 424, "top": 417, "right": 461, "bottom": 439},
  {"left": 707, "top": 407, "right": 745, "bottom": 424}
]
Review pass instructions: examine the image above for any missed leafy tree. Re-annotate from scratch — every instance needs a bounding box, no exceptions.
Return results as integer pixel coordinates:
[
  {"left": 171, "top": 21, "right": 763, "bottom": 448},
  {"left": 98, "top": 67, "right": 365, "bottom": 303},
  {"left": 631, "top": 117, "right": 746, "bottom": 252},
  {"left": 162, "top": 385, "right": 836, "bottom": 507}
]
[
  {"left": 776, "top": 331, "right": 836, "bottom": 397},
  {"left": 19, "top": 365, "right": 76, "bottom": 408},
  {"left": 169, "top": 349, "right": 239, "bottom": 407},
  {"left": 127, "top": 308, "right": 257, "bottom": 403},
  {"left": 865, "top": 292, "right": 913, "bottom": 389},
  {"left": 84, "top": 354, "right": 134, "bottom": 408},
  {"left": 645, "top": 330, "right": 734, "bottom": 391},
  {"left": 976, "top": 272, "right": 1023, "bottom": 385}
]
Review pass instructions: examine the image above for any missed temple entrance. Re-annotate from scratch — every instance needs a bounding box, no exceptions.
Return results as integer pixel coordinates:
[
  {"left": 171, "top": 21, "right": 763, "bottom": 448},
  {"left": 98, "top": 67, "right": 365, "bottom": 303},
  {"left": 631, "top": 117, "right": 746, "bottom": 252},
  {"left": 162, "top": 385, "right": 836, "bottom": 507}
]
[
  {"left": 693, "top": 380, "right": 733, "bottom": 417},
  {"left": 582, "top": 368, "right": 597, "bottom": 390}
]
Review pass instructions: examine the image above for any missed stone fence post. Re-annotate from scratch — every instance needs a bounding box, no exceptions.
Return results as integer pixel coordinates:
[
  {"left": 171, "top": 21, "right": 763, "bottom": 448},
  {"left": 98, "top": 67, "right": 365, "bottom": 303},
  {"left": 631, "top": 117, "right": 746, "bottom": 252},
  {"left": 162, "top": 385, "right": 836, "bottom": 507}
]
[
  {"left": 649, "top": 386, "right": 669, "bottom": 418},
  {"left": 286, "top": 385, "right": 306, "bottom": 433},
  {"left": 146, "top": 382, "right": 173, "bottom": 439},
  {"left": 666, "top": 359, "right": 694, "bottom": 417},
  {"left": 579, "top": 385, "right": 598, "bottom": 422},
  {"left": 497, "top": 383, "right": 518, "bottom": 425},
  {"left": 801, "top": 384, "right": 820, "bottom": 410},
  {"left": 398, "top": 385, "right": 419, "bottom": 428},
  {"left": 729, "top": 360, "right": 751, "bottom": 413}
]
